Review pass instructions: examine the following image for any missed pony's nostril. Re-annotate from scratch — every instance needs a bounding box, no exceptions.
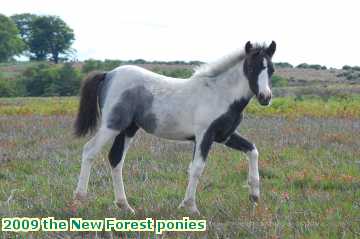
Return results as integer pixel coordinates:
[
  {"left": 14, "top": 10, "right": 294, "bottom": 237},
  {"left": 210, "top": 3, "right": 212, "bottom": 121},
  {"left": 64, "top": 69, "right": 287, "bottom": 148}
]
[
  {"left": 266, "top": 94, "right": 272, "bottom": 102},
  {"left": 259, "top": 92, "right": 271, "bottom": 102},
  {"left": 258, "top": 92, "right": 271, "bottom": 105}
]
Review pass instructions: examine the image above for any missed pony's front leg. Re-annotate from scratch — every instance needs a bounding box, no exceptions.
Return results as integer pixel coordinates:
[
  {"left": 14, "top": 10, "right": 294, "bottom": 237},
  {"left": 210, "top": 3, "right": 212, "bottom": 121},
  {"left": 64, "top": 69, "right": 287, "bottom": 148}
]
[
  {"left": 224, "top": 133, "right": 260, "bottom": 202},
  {"left": 247, "top": 147, "right": 260, "bottom": 202},
  {"left": 179, "top": 133, "right": 213, "bottom": 215}
]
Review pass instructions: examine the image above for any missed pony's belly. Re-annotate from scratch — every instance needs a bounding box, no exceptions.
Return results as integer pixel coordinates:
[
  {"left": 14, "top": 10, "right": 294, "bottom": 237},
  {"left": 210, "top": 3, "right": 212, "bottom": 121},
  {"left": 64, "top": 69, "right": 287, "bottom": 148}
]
[
  {"left": 148, "top": 109, "right": 194, "bottom": 140},
  {"left": 151, "top": 129, "right": 194, "bottom": 141},
  {"left": 150, "top": 121, "right": 194, "bottom": 141}
]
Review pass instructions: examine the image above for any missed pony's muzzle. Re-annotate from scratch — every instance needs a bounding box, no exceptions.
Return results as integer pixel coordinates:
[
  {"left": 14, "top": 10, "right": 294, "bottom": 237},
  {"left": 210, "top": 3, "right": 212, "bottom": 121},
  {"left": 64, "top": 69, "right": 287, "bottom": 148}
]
[{"left": 257, "top": 92, "right": 272, "bottom": 106}]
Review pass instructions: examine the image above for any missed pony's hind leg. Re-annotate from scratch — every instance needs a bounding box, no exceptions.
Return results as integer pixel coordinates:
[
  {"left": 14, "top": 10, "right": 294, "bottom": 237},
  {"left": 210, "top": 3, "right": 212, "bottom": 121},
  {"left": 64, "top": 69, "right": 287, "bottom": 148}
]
[
  {"left": 108, "top": 124, "right": 138, "bottom": 213},
  {"left": 74, "top": 127, "right": 119, "bottom": 201}
]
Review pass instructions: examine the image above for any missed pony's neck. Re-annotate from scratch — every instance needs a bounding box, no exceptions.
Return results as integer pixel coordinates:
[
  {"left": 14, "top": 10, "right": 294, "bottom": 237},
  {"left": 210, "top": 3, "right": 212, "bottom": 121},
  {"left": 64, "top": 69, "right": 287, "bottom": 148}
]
[{"left": 199, "top": 60, "right": 254, "bottom": 103}]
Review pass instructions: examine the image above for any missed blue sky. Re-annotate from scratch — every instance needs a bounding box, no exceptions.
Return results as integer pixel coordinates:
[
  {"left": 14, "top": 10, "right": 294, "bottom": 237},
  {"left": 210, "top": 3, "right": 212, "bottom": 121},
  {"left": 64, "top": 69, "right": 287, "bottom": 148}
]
[{"left": 2, "top": 0, "right": 359, "bottom": 68}]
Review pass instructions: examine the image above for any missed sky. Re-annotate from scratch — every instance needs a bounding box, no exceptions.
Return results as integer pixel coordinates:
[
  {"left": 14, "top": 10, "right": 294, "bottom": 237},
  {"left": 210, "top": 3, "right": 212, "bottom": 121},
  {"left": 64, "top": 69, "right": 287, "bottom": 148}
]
[{"left": 2, "top": 0, "right": 360, "bottom": 68}]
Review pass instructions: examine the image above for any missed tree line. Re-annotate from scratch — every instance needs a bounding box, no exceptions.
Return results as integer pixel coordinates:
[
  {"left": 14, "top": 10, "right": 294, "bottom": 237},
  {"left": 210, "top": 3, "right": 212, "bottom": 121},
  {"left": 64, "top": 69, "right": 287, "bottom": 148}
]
[
  {"left": 0, "top": 61, "right": 195, "bottom": 97},
  {"left": 0, "top": 58, "right": 292, "bottom": 97},
  {"left": 0, "top": 13, "right": 74, "bottom": 63}
]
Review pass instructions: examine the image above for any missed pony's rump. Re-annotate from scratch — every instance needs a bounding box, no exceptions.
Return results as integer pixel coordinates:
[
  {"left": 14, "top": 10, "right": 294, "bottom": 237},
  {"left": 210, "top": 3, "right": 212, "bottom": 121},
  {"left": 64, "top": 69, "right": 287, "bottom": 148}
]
[{"left": 74, "top": 71, "right": 106, "bottom": 137}]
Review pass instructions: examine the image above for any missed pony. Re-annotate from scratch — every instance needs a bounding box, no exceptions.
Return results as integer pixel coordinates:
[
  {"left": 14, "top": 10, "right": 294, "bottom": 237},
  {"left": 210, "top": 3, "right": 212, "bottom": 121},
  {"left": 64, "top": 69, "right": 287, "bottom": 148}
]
[{"left": 73, "top": 41, "right": 276, "bottom": 214}]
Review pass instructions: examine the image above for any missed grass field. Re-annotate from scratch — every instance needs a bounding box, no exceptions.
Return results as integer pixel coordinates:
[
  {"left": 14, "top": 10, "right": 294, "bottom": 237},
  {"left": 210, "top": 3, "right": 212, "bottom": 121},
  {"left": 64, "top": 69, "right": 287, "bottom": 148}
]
[{"left": 0, "top": 97, "right": 360, "bottom": 238}]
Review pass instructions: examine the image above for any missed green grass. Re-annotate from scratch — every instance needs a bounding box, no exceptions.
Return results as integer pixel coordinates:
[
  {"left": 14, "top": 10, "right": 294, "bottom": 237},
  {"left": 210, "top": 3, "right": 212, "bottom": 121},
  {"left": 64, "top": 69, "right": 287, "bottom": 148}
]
[
  {"left": 246, "top": 95, "right": 360, "bottom": 119},
  {"left": 0, "top": 97, "right": 78, "bottom": 115},
  {"left": 0, "top": 97, "right": 359, "bottom": 238},
  {"left": 1, "top": 95, "right": 360, "bottom": 119}
]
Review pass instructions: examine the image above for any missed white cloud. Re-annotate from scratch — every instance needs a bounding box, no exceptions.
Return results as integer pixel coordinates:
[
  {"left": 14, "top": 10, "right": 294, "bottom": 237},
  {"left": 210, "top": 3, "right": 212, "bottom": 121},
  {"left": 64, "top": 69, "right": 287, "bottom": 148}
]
[{"left": 2, "top": 0, "right": 359, "bottom": 68}]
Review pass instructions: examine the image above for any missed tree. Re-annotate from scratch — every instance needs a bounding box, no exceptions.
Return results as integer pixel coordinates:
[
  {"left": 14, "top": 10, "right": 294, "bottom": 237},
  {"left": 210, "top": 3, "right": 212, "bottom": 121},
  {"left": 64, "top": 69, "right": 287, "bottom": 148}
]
[
  {"left": 82, "top": 59, "right": 104, "bottom": 73},
  {"left": 13, "top": 15, "right": 74, "bottom": 63},
  {"left": 22, "top": 63, "right": 57, "bottom": 96},
  {"left": 0, "top": 14, "right": 25, "bottom": 62},
  {"left": 22, "top": 63, "right": 81, "bottom": 96},
  {"left": 10, "top": 13, "right": 37, "bottom": 46},
  {"left": 30, "top": 16, "right": 75, "bottom": 63},
  {"left": 10, "top": 14, "right": 75, "bottom": 63},
  {"left": 46, "top": 63, "right": 81, "bottom": 96}
]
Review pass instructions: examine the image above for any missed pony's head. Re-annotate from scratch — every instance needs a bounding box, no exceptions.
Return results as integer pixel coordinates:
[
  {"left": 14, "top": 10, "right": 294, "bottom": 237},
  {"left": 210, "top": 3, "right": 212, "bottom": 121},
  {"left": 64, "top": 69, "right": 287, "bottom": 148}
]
[{"left": 243, "top": 41, "right": 276, "bottom": 106}]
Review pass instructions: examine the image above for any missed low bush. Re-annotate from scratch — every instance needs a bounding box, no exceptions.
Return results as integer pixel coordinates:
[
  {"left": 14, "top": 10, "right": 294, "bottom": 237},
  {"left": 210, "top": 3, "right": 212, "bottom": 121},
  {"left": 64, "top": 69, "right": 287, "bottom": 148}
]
[
  {"left": 343, "top": 65, "right": 360, "bottom": 71},
  {"left": 21, "top": 63, "right": 81, "bottom": 96},
  {"left": 274, "top": 62, "right": 293, "bottom": 68},
  {"left": 272, "top": 75, "right": 288, "bottom": 87},
  {"left": 152, "top": 67, "right": 193, "bottom": 78},
  {"left": 82, "top": 59, "right": 123, "bottom": 73},
  {"left": 0, "top": 79, "right": 26, "bottom": 97},
  {"left": 296, "top": 63, "right": 326, "bottom": 70}
]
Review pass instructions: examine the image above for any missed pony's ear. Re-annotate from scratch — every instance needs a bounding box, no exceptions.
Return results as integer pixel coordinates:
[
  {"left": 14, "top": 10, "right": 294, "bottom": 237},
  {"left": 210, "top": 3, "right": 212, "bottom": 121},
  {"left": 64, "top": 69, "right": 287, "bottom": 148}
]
[
  {"left": 266, "top": 41, "right": 276, "bottom": 57},
  {"left": 245, "top": 41, "right": 253, "bottom": 54}
]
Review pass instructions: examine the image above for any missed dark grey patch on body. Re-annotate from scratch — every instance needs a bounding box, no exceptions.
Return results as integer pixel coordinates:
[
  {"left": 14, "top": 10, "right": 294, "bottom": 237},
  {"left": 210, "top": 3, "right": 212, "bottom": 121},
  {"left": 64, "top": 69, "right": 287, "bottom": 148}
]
[
  {"left": 107, "top": 86, "right": 157, "bottom": 133},
  {"left": 200, "top": 98, "right": 250, "bottom": 159},
  {"left": 138, "top": 113, "right": 157, "bottom": 133}
]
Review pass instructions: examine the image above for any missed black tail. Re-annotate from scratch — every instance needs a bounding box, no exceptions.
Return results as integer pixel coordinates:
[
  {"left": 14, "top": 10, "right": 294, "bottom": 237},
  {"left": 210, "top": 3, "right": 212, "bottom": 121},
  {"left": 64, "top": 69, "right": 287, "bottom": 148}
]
[{"left": 74, "top": 71, "right": 106, "bottom": 137}]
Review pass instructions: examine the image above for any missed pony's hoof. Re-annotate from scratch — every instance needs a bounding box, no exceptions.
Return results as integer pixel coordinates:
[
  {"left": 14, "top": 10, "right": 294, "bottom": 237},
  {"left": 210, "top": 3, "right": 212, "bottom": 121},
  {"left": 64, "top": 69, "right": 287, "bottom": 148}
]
[
  {"left": 190, "top": 207, "right": 201, "bottom": 216},
  {"left": 73, "top": 192, "right": 87, "bottom": 202},
  {"left": 115, "top": 201, "right": 135, "bottom": 214},
  {"left": 178, "top": 200, "right": 201, "bottom": 215},
  {"left": 249, "top": 194, "right": 259, "bottom": 203}
]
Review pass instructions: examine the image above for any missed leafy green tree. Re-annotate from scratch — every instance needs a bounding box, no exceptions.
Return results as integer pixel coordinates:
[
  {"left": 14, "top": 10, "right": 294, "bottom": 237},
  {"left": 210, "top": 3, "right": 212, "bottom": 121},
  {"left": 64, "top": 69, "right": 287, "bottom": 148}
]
[
  {"left": 296, "top": 63, "right": 325, "bottom": 70},
  {"left": 0, "top": 79, "right": 26, "bottom": 97},
  {"left": 27, "top": 15, "right": 75, "bottom": 63},
  {"left": 10, "top": 13, "right": 37, "bottom": 46},
  {"left": 274, "top": 62, "right": 293, "bottom": 68},
  {"left": 22, "top": 63, "right": 57, "bottom": 96},
  {"left": 342, "top": 65, "right": 351, "bottom": 70},
  {"left": 103, "top": 59, "right": 122, "bottom": 71},
  {"left": 82, "top": 59, "right": 122, "bottom": 73},
  {"left": 152, "top": 67, "right": 193, "bottom": 78},
  {"left": 22, "top": 63, "right": 81, "bottom": 96},
  {"left": 0, "top": 14, "right": 25, "bottom": 62},
  {"left": 133, "top": 59, "right": 146, "bottom": 64},
  {"left": 0, "top": 80, "right": 13, "bottom": 97},
  {"left": 82, "top": 59, "right": 103, "bottom": 73},
  {"left": 46, "top": 63, "right": 81, "bottom": 96}
]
